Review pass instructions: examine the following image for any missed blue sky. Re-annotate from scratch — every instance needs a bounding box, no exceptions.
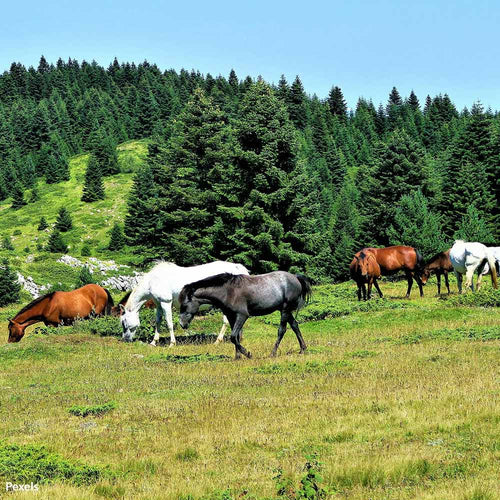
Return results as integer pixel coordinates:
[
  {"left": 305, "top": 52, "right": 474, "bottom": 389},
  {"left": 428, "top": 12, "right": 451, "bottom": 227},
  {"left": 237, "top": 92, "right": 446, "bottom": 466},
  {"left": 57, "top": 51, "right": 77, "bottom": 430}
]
[{"left": 1, "top": 0, "right": 499, "bottom": 111}]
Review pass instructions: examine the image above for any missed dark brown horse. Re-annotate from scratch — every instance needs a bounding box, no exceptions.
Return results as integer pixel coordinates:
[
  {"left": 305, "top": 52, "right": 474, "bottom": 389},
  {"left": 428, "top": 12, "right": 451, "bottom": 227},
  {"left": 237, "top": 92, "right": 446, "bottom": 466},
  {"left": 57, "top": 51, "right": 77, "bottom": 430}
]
[
  {"left": 349, "top": 250, "right": 382, "bottom": 300},
  {"left": 360, "top": 246, "right": 424, "bottom": 298},
  {"left": 8, "top": 284, "right": 114, "bottom": 343},
  {"left": 420, "top": 250, "right": 454, "bottom": 295},
  {"left": 111, "top": 291, "right": 155, "bottom": 317}
]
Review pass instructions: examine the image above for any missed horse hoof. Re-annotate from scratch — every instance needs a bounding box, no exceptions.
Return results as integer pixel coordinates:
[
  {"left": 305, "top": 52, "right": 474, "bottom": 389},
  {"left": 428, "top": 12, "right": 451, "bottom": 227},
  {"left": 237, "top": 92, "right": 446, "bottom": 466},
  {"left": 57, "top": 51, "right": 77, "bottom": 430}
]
[
  {"left": 168, "top": 343, "right": 176, "bottom": 348},
  {"left": 246, "top": 351, "right": 252, "bottom": 359},
  {"left": 149, "top": 341, "right": 156, "bottom": 347}
]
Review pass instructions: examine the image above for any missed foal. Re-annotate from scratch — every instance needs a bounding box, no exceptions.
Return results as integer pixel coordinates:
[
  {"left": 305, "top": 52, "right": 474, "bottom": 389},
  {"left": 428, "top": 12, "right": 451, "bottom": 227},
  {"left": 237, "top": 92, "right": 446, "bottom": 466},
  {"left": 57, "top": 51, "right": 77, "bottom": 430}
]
[
  {"left": 349, "top": 250, "right": 382, "bottom": 300},
  {"left": 420, "top": 250, "right": 454, "bottom": 295}
]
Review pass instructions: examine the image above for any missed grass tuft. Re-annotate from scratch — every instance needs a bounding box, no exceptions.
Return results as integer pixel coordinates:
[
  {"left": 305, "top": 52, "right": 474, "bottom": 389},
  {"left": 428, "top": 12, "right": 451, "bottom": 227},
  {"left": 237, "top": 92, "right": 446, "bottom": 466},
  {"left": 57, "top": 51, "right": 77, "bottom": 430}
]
[{"left": 68, "top": 402, "right": 116, "bottom": 417}]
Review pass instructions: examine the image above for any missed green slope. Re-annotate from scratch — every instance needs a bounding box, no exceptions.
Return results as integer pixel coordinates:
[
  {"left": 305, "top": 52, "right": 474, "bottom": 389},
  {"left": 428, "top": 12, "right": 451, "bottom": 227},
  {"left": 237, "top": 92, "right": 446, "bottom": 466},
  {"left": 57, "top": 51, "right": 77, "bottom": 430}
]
[{"left": 0, "top": 140, "right": 148, "bottom": 297}]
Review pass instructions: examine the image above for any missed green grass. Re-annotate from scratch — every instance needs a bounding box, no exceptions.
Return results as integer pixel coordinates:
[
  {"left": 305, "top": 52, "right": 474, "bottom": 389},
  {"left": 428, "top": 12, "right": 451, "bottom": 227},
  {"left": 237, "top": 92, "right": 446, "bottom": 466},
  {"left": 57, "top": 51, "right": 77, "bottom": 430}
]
[
  {"left": 0, "top": 278, "right": 498, "bottom": 499},
  {"left": 68, "top": 402, "right": 116, "bottom": 418}
]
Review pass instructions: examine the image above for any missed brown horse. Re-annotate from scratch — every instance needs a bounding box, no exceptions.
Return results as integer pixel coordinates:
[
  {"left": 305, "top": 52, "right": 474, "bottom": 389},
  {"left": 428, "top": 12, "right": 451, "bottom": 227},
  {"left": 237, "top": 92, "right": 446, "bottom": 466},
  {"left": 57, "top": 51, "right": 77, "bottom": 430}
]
[
  {"left": 349, "top": 250, "right": 383, "bottom": 300},
  {"left": 111, "top": 291, "right": 155, "bottom": 317},
  {"left": 420, "top": 250, "right": 454, "bottom": 295},
  {"left": 360, "top": 246, "right": 424, "bottom": 298},
  {"left": 8, "top": 284, "right": 114, "bottom": 343}
]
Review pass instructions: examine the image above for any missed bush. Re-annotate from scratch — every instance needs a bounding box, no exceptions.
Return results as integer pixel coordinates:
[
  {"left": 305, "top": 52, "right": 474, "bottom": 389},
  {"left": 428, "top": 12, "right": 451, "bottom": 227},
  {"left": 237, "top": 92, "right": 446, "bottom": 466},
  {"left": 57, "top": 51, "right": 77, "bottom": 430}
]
[
  {"left": 0, "top": 259, "right": 21, "bottom": 306},
  {"left": 76, "top": 265, "right": 95, "bottom": 288},
  {"left": 441, "top": 288, "right": 500, "bottom": 308},
  {"left": 81, "top": 244, "right": 91, "bottom": 256},
  {"left": 0, "top": 441, "right": 112, "bottom": 485},
  {"left": 68, "top": 402, "right": 116, "bottom": 417}
]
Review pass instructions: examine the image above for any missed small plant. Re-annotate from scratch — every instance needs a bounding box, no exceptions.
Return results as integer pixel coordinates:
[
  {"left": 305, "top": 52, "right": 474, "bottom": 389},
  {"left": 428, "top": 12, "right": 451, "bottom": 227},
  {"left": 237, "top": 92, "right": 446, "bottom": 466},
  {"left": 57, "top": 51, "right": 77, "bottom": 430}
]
[
  {"left": 76, "top": 265, "right": 95, "bottom": 288},
  {"left": 68, "top": 402, "right": 116, "bottom": 417},
  {"left": 175, "top": 447, "right": 200, "bottom": 462},
  {"left": 2, "top": 235, "right": 14, "bottom": 251},
  {"left": 81, "top": 243, "right": 91, "bottom": 256},
  {"left": 108, "top": 223, "right": 125, "bottom": 251},
  {"left": 146, "top": 353, "right": 231, "bottom": 364},
  {"left": 46, "top": 228, "right": 68, "bottom": 253}
]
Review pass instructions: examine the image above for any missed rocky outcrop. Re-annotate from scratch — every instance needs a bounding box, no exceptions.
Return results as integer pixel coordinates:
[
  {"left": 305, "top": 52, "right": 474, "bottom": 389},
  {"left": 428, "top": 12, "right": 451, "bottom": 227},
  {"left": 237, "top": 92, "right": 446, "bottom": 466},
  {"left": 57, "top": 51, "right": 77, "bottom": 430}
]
[{"left": 16, "top": 273, "right": 51, "bottom": 298}]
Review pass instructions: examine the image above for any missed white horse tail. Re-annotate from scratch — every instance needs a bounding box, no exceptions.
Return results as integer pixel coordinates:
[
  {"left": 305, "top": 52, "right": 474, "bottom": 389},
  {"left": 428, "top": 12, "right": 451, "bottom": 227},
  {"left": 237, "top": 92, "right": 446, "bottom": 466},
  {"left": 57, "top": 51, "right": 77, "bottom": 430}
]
[
  {"left": 479, "top": 251, "right": 498, "bottom": 289},
  {"left": 487, "top": 251, "right": 498, "bottom": 289}
]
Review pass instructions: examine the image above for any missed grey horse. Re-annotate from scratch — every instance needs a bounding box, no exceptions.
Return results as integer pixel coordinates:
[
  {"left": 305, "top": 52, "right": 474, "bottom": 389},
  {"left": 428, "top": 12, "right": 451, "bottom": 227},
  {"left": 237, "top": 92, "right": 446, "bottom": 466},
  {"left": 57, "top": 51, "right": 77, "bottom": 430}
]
[{"left": 178, "top": 271, "right": 313, "bottom": 359}]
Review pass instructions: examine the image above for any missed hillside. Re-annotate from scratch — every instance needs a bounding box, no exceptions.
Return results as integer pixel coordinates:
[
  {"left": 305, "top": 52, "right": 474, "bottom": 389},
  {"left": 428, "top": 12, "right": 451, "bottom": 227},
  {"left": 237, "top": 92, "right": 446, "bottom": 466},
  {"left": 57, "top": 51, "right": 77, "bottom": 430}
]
[{"left": 0, "top": 140, "right": 148, "bottom": 296}]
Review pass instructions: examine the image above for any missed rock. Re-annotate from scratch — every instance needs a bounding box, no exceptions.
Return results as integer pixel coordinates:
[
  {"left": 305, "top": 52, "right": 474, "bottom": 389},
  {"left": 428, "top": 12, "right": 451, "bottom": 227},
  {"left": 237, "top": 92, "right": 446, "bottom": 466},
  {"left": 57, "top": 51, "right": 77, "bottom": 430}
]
[{"left": 16, "top": 273, "right": 50, "bottom": 298}]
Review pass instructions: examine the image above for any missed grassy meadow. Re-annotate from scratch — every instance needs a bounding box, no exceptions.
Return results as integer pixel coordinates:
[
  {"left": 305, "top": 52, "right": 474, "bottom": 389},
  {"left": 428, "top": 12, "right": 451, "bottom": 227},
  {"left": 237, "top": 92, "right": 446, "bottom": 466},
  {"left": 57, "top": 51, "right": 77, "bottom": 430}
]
[{"left": 0, "top": 278, "right": 499, "bottom": 500}]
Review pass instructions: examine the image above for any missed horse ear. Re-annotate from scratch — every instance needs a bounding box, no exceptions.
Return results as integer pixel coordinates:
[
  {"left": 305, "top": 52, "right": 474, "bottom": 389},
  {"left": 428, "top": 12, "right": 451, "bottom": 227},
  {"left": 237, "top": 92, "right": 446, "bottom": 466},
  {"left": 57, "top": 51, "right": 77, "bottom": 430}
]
[{"left": 119, "top": 304, "right": 126, "bottom": 314}]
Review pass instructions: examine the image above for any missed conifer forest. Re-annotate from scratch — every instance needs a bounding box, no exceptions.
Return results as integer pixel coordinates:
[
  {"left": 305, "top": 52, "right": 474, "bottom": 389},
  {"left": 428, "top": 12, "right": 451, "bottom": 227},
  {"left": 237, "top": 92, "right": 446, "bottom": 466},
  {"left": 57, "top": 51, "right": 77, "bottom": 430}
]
[{"left": 1, "top": 56, "right": 499, "bottom": 280}]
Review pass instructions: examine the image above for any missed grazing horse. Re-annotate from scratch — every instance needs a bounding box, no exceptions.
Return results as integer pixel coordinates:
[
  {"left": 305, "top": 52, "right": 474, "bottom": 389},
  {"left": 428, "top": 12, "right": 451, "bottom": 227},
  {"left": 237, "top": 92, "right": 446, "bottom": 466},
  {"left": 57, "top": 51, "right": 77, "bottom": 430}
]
[
  {"left": 361, "top": 246, "right": 424, "bottom": 298},
  {"left": 111, "top": 291, "right": 155, "bottom": 317},
  {"left": 349, "top": 250, "right": 382, "bottom": 300},
  {"left": 449, "top": 240, "right": 498, "bottom": 293},
  {"left": 420, "top": 250, "right": 454, "bottom": 295},
  {"left": 8, "top": 284, "right": 114, "bottom": 343},
  {"left": 120, "top": 261, "right": 249, "bottom": 346},
  {"left": 178, "top": 271, "right": 313, "bottom": 360}
]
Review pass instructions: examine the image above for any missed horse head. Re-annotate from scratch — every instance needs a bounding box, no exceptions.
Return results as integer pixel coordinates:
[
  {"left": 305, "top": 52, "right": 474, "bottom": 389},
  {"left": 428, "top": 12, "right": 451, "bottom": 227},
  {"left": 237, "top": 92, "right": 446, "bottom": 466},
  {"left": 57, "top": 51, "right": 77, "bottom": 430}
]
[
  {"left": 120, "top": 305, "right": 140, "bottom": 342},
  {"left": 178, "top": 287, "right": 201, "bottom": 330},
  {"left": 420, "top": 267, "right": 431, "bottom": 284},
  {"left": 7, "top": 320, "right": 24, "bottom": 343}
]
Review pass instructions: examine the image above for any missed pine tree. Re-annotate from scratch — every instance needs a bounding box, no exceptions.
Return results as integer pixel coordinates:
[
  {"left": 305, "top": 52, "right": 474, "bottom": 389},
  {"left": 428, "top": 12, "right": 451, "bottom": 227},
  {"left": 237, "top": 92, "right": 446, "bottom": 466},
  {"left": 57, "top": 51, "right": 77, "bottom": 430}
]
[
  {"left": 108, "top": 223, "right": 125, "bottom": 251},
  {"left": 47, "top": 228, "right": 68, "bottom": 253},
  {"left": 2, "top": 235, "right": 14, "bottom": 250},
  {"left": 0, "top": 259, "right": 21, "bottom": 306},
  {"left": 453, "top": 205, "right": 495, "bottom": 244},
  {"left": 10, "top": 182, "right": 26, "bottom": 209},
  {"left": 81, "top": 154, "right": 105, "bottom": 202},
  {"left": 38, "top": 216, "right": 48, "bottom": 230},
  {"left": 387, "top": 190, "right": 447, "bottom": 259},
  {"left": 76, "top": 265, "right": 95, "bottom": 288},
  {"left": 408, "top": 90, "right": 420, "bottom": 111},
  {"left": 55, "top": 206, "right": 73, "bottom": 232},
  {"left": 288, "top": 76, "right": 308, "bottom": 129},
  {"left": 327, "top": 86, "right": 347, "bottom": 119}
]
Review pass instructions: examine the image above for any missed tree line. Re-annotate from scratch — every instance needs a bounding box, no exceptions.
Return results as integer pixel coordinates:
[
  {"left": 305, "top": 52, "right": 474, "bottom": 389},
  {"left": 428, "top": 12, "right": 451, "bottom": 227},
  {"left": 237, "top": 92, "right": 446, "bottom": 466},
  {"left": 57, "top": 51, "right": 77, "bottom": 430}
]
[{"left": 0, "top": 56, "right": 498, "bottom": 280}]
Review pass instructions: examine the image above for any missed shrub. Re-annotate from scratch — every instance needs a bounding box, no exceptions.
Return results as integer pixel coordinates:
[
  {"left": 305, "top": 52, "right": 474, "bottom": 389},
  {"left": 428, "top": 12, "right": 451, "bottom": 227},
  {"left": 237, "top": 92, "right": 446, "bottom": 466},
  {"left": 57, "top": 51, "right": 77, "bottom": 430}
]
[
  {"left": 76, "top": 265, "right": 95, "bottom": 288},
  {"left": 68, "top": 402, "right": 116, "bottom": 417},
  {"left": 0, "top": 259, "right": 21, "bottom": 306},
  {"left": 81, "top": 244, "right": 91, "bottom": 256},
  {"left": 441, "top": 288, "right": 500, "bottom": 308},
  {"left": 0, "top": 441, "right": 112, "bottom": 485}
]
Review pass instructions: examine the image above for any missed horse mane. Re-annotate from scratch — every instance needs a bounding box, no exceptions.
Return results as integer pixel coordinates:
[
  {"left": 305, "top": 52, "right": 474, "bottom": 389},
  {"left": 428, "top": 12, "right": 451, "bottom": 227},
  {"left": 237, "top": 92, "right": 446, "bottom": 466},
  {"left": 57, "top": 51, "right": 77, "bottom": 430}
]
[
  {"left": 119, "top": 290, "right": 132, "bottom": 306},
  {"left": 184, "top": 273, "right": 246, "bottom": 297},
  {"left": 425, "top": 251, "right": 447, "bottom": 266},
  {"left": 13, "top": 292, "right": 55, "bottom": 319}
]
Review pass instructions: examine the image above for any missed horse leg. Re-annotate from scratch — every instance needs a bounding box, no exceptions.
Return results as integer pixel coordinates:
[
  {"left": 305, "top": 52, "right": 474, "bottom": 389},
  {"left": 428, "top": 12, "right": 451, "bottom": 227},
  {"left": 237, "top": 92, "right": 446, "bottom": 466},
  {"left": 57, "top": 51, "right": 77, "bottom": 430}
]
[
  {"left": 356, "top": 284, "right": 362, "bottom": 301},
  {"left": 230, "top": 314, "right": 251, "bottom": 359},
  {"left": 215, "top": 315, "right": 229, "bottom": 344},
  {"left": 150, "top": 305, "right": 163, "bottom": 346},
  {"left": 367, "top": 279, "right": 373, "bottom": 300},
  {"left": 455, "top": 271, "right": 463, "bottom": 294},
  {"left": 161, "top": 301, "right": 176, "bottom": 347},
  {"left": 361, "top": 283, "right": 367, "bottom": 301},
  {"left": 405, "top": 271, "right": 413, "bottom": 298},
  {"left": 288, "top": 313, "right": 307, "bottom": 354},
  {"left": 437, "top": 272, "right": 441, "bottom": 295},
  {"left": 444, "top": 272, "right": 450, "bottom": 295},
  {"left": 271, "top": 311, "right": 289, "bottom": 357},
  {"left": 374, "top": 279, "right": 383, "bottom": 298},
  {"left": 414, "top": 273, "right": 424, "bottom": 297},
  {"left": 465, "top": 268, "right": 475, "bottom": 292}
]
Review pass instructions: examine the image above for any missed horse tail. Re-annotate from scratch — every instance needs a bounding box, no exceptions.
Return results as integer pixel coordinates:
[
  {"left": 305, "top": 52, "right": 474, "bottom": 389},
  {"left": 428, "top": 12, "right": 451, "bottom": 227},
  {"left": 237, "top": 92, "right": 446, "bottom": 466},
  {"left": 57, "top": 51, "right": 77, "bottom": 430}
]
[
  {"left": 103, "top": 288, "right": 114, "bottom": 315},
  {"left": 415, "top": 248, "right": 425, "bottom": 273},
  {"left": 295, "top": 274, "right": 313, "bottom": 310},
  {"left": 486, "top": 251, "right": 498, "bottom": 289}
]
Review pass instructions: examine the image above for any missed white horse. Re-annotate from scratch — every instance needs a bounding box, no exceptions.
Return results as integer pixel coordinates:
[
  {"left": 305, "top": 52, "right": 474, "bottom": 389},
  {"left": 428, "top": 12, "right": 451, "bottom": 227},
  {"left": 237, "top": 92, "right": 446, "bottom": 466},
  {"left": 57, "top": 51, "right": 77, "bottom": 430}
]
[
  {"left": 449, "top": 240, "right": 498, "bottom": 293},
  {"left": 120, "top": 261, "right": 249, "bottom": 345}
]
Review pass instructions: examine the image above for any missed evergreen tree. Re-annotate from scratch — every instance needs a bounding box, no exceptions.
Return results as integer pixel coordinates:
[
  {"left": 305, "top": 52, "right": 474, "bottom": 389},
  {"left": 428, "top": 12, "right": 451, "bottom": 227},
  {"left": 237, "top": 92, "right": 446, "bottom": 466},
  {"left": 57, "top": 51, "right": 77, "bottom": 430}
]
[
  {"left": 108, "top": 222, "right": 125, "bottom": 250},
  {"left": 55, "top": 206, "right": 73, "bottom": 232},
  {"left": 387, "top": 190, "right": 447, "bottom": 259},
  {"left": 364, "top": 129, "right": 429, "bottom": 244},
  {"left": 76, "top": 265, "right": 95, "bottom": 288},
  {"left": 0, "top": 259, "right": 21, "bottom": 306},
  {"left": 38, "top": 216, "right": 48, "bottom": 230},
  {"left": 47, "top": 228, "right": 68, "bottom": 253},
  {"left": 29, "top": 184, "right": 40, "bottom": 203},
  {"left": 81, "top": 154, "right": 105, "bottom": 202},
  {"left": 327, "top": 86, "right": 347, "bottom": 119},
  {"left": 288, "top": 76, "right": 308, "bottom": 129},
  {"left": 453, "top": 205, "right": 495, "bottom": 244},
  {"left": 408, "top": 90, "right": 420, "bottom": 111},
  {"left": 10, "top": 182, "right": 26, "bottom": 209},
  {"left": 2, "top": 235, "right": 14, "bottom": 250}
]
